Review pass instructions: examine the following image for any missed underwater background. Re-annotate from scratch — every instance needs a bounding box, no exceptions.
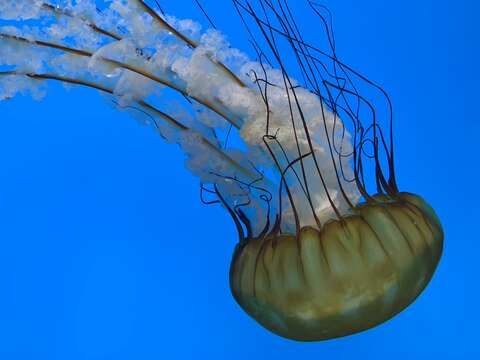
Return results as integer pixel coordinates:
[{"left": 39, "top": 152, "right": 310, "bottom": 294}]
[{"left": 0, "top": 0, "right": 476, "bottom": 359}]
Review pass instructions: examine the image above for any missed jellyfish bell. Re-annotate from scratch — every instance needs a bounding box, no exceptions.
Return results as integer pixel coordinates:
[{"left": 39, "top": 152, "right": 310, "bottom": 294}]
[
  {"left": 230, "top": 192, "right": 443, "bottom": 341},
  {"left": 0, "top": 0, "right": 443, "bottom": 341}
]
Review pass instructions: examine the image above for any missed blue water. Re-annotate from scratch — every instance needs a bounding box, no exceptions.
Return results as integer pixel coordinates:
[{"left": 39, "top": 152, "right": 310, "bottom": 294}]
[{"left": 0, "top": 1, "right": 476, "bottom": 359}]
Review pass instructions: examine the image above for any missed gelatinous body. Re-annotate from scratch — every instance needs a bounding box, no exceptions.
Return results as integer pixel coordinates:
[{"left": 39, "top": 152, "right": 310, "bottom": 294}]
[
  {"left": 231, "top": 193, "right": 443, "bottom": 341},
  {"left": 0, "top": 0, "right": 444, "bottom": 342}
]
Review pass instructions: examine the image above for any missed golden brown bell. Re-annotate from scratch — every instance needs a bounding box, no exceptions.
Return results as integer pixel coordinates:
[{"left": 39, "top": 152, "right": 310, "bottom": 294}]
[{"left": 230, "top": 193, "right": 443, "bottom": 341}]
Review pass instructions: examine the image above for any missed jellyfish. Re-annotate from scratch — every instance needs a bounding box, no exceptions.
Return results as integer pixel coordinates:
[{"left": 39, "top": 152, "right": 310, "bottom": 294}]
[{"left": 0, "top": 0, "right": 443, "bottom": 341}]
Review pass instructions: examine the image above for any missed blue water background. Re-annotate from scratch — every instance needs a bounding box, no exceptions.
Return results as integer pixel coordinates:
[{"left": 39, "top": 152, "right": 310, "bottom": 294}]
[{"left": 0, "top": 1, "right": 477, "bottom": 358}]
